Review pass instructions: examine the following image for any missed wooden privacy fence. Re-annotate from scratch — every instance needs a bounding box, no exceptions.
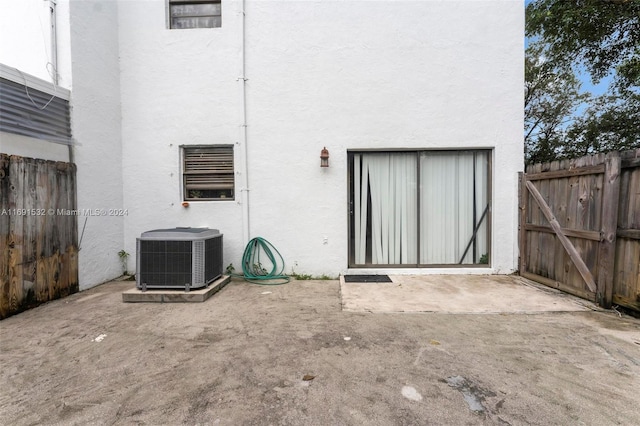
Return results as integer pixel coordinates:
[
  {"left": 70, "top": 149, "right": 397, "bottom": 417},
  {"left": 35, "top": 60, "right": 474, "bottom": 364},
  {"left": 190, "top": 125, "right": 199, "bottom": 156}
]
[
  {"left": 0, "top": 154, "right": 78, "bottom": 319},
  {"left": 519, "top": 149, "right": 640, "bottom": 311}
]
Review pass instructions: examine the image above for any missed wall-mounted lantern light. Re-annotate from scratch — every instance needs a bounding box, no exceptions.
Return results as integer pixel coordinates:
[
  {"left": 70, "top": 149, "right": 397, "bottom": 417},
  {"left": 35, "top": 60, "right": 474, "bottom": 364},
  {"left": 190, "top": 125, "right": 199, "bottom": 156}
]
[{"left": 320, "top": 147, "right": 329, "bottom": 167}]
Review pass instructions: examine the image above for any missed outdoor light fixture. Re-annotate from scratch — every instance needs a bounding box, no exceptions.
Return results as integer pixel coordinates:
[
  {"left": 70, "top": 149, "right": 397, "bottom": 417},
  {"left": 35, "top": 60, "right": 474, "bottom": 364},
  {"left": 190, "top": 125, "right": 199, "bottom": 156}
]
[{"left": 320, "top": 147, "right": 329, "bottom": 167}]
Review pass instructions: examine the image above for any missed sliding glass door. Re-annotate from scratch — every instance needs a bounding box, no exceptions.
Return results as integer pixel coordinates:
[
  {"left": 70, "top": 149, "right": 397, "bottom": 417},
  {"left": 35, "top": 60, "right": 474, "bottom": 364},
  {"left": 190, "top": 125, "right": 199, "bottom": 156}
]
[{"left": 348, "top": 150, "right": 490, "bottom": 267}]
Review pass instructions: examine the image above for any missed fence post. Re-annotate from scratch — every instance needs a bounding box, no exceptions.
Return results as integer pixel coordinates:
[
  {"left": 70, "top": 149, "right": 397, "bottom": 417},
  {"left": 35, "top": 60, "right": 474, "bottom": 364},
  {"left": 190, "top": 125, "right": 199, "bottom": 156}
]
[
  {"left": 518, "top": 172, "right": 526, "bottom": 275},
  {"left": 597, "top": 152, "right": 621, "bottom": 308}
]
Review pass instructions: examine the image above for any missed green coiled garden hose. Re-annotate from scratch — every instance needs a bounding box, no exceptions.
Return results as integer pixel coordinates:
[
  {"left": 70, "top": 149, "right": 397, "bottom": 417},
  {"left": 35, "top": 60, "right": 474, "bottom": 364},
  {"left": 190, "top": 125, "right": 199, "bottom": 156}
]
[{"left": 241, "top": 237, "right": 290, "bottom": 285}]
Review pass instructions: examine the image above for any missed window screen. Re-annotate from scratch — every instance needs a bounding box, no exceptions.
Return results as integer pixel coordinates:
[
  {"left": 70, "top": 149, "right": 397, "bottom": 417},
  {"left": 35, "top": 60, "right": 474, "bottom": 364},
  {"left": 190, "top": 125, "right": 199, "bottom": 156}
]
[
  {"left": 182, "top": 145, "right": 234, "bottom": 201},
  {"left": 169, "top": 0, "right": 221, "bottom": 29}
]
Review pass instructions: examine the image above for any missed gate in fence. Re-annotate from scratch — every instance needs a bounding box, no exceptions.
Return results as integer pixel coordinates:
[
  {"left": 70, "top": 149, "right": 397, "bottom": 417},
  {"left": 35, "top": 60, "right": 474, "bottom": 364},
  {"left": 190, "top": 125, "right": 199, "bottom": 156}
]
[{"left": 519, "top": 149, "right": 640, "bottom": 311}]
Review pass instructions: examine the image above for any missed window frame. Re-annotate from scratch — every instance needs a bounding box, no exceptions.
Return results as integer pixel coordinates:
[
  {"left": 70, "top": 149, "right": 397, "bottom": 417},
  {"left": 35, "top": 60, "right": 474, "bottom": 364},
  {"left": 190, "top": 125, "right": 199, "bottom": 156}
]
[
  {"left": 166, "top": 0, "right": 222, "bottom": 30},
  {"left": 347, "top": 148, "right": 493, "bottom": 268},
  {"left": 181, "top": 144, "right": 235, "bottom": 202}
]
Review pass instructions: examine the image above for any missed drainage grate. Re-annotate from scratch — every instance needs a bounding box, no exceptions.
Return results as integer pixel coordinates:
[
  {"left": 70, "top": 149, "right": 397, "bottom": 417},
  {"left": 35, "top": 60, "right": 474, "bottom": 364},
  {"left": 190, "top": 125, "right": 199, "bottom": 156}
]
[{"left": 343, "top": 275, "right": 392, "bottom": 283}]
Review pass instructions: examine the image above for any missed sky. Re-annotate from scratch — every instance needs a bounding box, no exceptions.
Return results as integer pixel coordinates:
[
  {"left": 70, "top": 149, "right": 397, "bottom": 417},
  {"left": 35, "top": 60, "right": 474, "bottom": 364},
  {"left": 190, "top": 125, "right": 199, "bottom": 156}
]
[{"left": 524, "top": 0, "right": 614, "bottom": 102}]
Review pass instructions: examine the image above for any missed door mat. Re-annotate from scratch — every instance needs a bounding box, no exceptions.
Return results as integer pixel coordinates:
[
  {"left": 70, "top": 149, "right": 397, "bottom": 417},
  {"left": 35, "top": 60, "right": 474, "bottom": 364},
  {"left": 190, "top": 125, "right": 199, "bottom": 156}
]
[{"left": 343, "top": 275, "right": 392, "bottom": 283}]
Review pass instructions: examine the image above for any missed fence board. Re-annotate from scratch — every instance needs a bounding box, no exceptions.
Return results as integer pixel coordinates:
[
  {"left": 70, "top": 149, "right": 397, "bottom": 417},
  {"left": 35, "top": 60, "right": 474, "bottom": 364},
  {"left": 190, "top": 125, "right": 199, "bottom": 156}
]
[
  {"left": 8, "top": 157, "right": 25, "bottom": 313},
  {"left": 612, "top": 151, "right": 640, "bottom": 311},
  {"left": 0, "top": 155, "right": 9, "bottom": 318},
  {"left": 0, "top": 154, "right": 78, "bottom": 319},
  {"left": 523, "top": 149, "right": 640, "bottom": 312},
  {"left": 526, "top": 181, "right": 597, "bottom": 292},
  {"left": 596, "top": 153, "right": 621, "bottom": 307}
]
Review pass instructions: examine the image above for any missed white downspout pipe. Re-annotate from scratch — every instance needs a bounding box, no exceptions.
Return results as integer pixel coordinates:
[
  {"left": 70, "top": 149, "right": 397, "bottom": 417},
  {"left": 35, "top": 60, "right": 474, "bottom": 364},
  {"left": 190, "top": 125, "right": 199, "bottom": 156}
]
[
  {"left": 49, "top": 0, "right": 58, "bottom": 85},
  {"left": 238, "top": 0, "right": 250, "bottom": 245},
  {"left": 49, "top": 0, "right": 74, "bottom": 165}
]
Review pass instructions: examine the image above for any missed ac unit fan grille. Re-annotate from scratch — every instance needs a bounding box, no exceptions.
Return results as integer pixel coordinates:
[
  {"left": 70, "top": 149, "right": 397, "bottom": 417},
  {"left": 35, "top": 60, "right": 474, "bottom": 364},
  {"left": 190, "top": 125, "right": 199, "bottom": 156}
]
[{"left": 139, "top": 240, "right": 193, "bottom": 287}]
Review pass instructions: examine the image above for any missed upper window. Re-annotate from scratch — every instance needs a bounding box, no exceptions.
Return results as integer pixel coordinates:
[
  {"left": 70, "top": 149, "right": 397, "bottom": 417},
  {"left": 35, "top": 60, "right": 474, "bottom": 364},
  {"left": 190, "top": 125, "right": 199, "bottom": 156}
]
[
  {"left": 168, "top": 0, "right": 221, "bottom": 29},
  {"left": 182, "top": 145, "right": 234, "bottom": 201}
]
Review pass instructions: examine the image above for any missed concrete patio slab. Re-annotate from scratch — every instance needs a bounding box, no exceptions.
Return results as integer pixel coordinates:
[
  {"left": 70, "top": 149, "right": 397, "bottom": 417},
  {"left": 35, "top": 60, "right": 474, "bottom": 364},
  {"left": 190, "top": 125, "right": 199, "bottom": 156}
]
[
  {"left": 1, "top": 278, "right": 639, "bottom": 426},
  {"left": 121, "top": 275, "right": 231, "bottom": 303},
  {"left": 340, "top": 274, "right": 594, "bottom": 313}
]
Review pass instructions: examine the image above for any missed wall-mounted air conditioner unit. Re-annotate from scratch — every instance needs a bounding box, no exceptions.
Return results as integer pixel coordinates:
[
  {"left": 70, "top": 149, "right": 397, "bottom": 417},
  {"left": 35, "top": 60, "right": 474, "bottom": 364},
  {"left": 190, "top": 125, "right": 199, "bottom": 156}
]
[{"left": 136, "top": 227, "right": 223, "bottom": 291}]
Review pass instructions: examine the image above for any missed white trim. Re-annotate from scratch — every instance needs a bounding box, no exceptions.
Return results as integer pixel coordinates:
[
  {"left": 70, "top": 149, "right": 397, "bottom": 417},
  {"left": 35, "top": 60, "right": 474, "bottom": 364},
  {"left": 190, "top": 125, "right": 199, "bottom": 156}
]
[{"left": 0, "top": 63, "right": 70, "bottom": 100}]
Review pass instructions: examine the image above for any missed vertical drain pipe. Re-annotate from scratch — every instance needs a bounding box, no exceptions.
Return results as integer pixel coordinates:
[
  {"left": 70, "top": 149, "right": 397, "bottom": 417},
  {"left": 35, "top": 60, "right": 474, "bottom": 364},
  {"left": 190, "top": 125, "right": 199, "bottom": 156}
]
[
  {"left": 49, "top": 0, "right": 58, "bottom": 86},
  {"left": 49, "top": 0, "right": 74, "bottom": 165},
  {"left": 238, "top": 0, "right": 250, "bottom": 245}
]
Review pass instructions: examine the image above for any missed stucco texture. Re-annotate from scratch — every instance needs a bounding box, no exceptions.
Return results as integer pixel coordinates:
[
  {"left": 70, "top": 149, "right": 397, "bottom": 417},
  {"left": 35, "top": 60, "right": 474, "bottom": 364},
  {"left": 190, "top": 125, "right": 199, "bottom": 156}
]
[{"left": 114, "top": 0, "right": 523, "bottom": 277}]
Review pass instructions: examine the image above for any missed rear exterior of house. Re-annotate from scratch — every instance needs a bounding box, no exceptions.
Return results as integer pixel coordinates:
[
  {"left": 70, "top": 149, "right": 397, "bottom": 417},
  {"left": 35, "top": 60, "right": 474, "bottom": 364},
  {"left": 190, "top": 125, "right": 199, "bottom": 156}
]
[{"left": 2, "top": 0, "right": 523, "bottom": 289}]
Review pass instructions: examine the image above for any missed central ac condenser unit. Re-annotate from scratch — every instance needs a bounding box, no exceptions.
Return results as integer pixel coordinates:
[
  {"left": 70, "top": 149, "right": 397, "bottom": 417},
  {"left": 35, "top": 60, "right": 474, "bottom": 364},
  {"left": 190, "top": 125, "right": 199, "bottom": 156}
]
[{"left": 136, "top": 227, "right": 223, "bottom": 290}]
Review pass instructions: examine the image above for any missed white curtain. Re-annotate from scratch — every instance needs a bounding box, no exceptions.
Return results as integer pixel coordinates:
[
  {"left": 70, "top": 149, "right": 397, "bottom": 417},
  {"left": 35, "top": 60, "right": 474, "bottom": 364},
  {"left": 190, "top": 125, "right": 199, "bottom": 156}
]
[
  {"left": 420, "top": 151, "right": 488, "bottom": 264},
  {"left": 354, "top": 153, "right": 417, "bottom": 265},
  {"left": 353, "top": 151, "right": 488, "bottom": 266}
]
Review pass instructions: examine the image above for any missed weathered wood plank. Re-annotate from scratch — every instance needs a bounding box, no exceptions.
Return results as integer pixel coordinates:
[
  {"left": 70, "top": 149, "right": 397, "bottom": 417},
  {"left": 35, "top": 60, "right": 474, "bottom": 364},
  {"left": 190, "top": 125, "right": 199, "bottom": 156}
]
[
  {"left": 592, "top": 173, "right": 603, "bottom": 232},
  {"left": 518, "top": 172, "right": 526, "bottom": 274},
  {"left": 566, "top": 174, "right": 580, "bottom": 230},
  {"left": 615, "top": 238, "right": 639, "bottom": 300},
  {"left": 612, "top": 295, "right": 640, "bottom": 311},
  {"left": 553, "top": 230, "right": 566, "bottom": 283},
  {"left": 617, "top": 169, "right": 631, "bottom": 229},
  {"left": 35, "top": 160, "right": 49, "bottom": 301},
  {"left": 521, "top": 271, "right": 596, "bottom": 302},
  {"left": 47, "top": 161, "right": 59, "bottom": 299},
  {"left": 8, "top": 156, "right": 25, "bottom": 314},
  {"left": 597, "top": 153, "right": 621, "bottom": 308},
  {"left": 56, "top": 164, "right": 67, "bottom": 296},
  {"left": 0, "top": 155, "right": 79, "bottom": 319},
  {"left": 620, "top": 148, "right": 640, "bottom": 171},
  {"left": 22, "top": 159, "right": 38, "bottom": 304},
  {"left": 524, "top": 224, "right": 601, "bottom": 241},
  {"left": 577, "top": 174, "right": 590, "bottom": 230},
  {"left": 526, "top": 180, "right": 597, "bottom": 293},
  {"left": 526, "top": 164, "right": 605, "bottom": 181},
  {"left": 0, "top": 154, "right": 10, "bottom": 318},
  {"left": 617, "top": 229, "right": 640, "bottom": 240},
  {"left": 628, "top": 167, "right": 640, "bottom": 229},
  {"left": 557, "top": 176, "right": 570, "bottom": 235}
]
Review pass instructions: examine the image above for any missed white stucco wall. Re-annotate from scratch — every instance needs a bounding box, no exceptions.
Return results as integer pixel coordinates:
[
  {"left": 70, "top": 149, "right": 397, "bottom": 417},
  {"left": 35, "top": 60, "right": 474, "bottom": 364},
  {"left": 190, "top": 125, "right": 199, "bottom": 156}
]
[
  {"left": 0, "top": 0, "right": 72, "bottom": 88},
  {"left": 0, "top": 0, "right": 73, "bottom": 162},
  {"left": 0, "top": 133, "right": 70, "bottom": 162},
  {"left": 246, "top": 0, "right": 524, "bottom": 275},
  {"left": 117, "top": 0, "right": 523, "bottom": 276},
  {"left": 0, "top": 0, "right": 55, "bottom": 83},
  {"left": 118, "top": 0, "right": 246, "bottom": 272},
  {"left": 69, "top": 0, "right": 124, "bottom": 288}
]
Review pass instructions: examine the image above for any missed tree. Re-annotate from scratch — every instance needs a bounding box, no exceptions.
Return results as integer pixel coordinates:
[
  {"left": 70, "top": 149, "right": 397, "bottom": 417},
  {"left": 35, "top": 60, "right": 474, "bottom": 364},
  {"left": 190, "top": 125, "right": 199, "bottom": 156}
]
[
  {"left": 564, "top": 91, "right": 640, "bottom": 158},
  {"left": 524, "top": 42, "right": 588, "bottom": 163},
  {"left": 524, "top": 0, "right": 640, "bottom": 164},
  {"left": 526, "top": 0, "right": 640, "bottom": 90}
]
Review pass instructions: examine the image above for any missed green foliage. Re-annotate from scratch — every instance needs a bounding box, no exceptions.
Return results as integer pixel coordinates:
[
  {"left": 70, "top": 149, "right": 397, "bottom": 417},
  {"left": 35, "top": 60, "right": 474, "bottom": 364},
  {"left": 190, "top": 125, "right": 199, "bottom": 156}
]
[
  {"left": 289, "top": 262, "right": 336, "bottom": 280},
  {"left": 525, "top": 42, "right": 588, "bottom": 163},
  {"left": 564, "top": 91, "right": 640, "bottom": 158},
  {"left": 117, "top": 250, "right": 129, "bottom": 275},
  {"left": 525, "top": 0, "right": 640, "bottom": 164},
  {"left": 526, "top": 0, "right": 640, "bottom": 89},
  {"left": 225, "top": 263, "right": 235, "bottom": 275},
  {"left": 290, "top": 273, "right": 336, "bottom": 280},
  {"left": 479, "top": 254, "right": 489, "bottom": 265},
  {"left": 251, "top": 263, "right": 268, "bottom": 275},
  {"left": 291, "top": 273, "right": 313, "bottom": 280}
]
